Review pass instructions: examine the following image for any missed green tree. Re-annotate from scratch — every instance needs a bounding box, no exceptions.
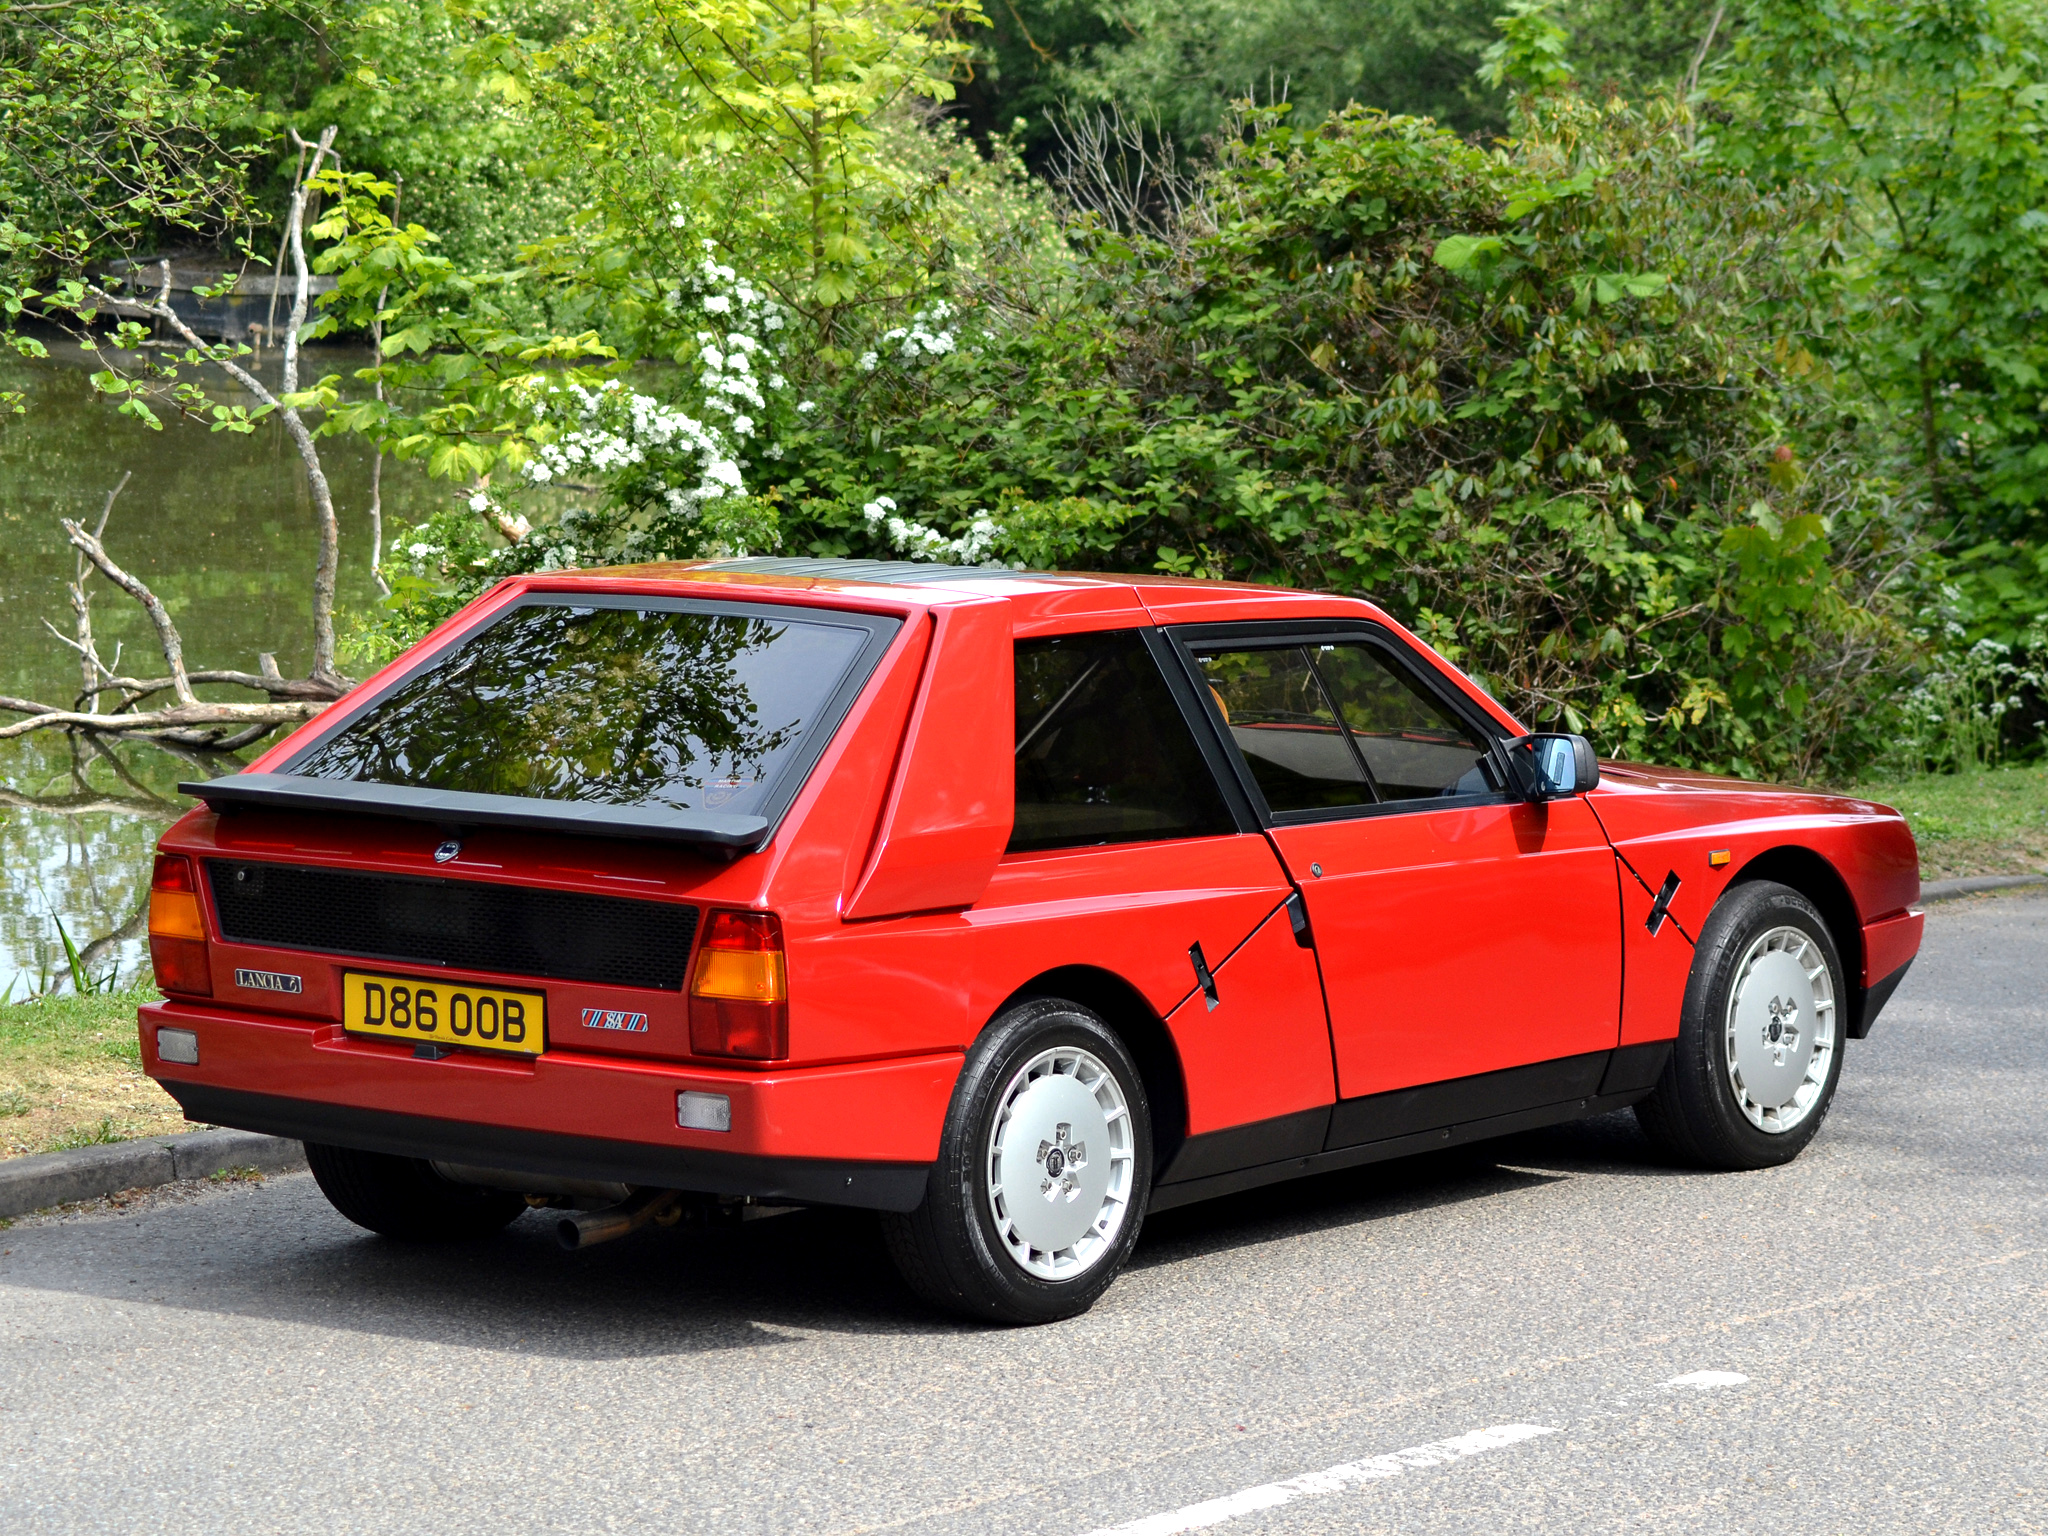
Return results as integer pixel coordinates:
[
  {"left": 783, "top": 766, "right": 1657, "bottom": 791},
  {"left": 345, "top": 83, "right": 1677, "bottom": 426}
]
[{"left": 1714, "top": 0, "right": 2048, "bottom": 647}]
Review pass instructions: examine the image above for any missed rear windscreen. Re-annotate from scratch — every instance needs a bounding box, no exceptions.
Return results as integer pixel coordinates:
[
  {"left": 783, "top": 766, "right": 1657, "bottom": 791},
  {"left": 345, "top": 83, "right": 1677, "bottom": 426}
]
[{"left": 289, "top": 601, "right": 881, "bottom": 819}]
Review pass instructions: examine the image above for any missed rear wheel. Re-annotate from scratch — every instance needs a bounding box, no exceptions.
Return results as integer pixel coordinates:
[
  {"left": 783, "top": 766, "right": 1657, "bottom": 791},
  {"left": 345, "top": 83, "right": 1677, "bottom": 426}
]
[
  {"left": 305, "top": 1143, "right": 529, "bottom": 1241},
  {"left": 1635, "top": 879, "right": 1845, "bottom": 1170},
  {"left": 883, "top": 999, "right": 1150, "bottom": 1324}
]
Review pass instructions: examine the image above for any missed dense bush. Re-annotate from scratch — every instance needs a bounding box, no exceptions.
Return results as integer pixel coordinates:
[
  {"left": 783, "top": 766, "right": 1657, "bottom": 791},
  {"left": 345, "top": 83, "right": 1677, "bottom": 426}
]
[{"left": 765, "top": 94, "right": 1910, "bottom": 777}]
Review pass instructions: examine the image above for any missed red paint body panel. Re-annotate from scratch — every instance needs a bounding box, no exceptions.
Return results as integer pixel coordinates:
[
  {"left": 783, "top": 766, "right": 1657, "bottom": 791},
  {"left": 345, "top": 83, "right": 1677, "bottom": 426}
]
[
  {"left": 1163, "top": 901, "right": 1335, "bottom": 1135},
  {"left": 1862, "top": 908, "right": 1925, "bottom": 986},
  {"left": 844, "top": 598, "right": 1016, "bottom": 919},
  {"left": 1587, "top": 766, "right": 1922, "bottom": 1044},
  {"left": 967, "top": 835, "right": 1294, "bottom": 1026},
  {"left": 142, "top": 563, "right": 1927, "bottom": 1204},
  {"left": 1271, "top": 799, "right": 1622, "bottom": 1097}
]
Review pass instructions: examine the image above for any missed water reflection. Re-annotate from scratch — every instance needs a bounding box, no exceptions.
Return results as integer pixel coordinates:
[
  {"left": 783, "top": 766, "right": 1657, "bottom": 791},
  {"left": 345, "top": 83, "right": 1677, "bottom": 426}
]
[{"left": 0, "top": 342, "right": 442, "bottom": 996}]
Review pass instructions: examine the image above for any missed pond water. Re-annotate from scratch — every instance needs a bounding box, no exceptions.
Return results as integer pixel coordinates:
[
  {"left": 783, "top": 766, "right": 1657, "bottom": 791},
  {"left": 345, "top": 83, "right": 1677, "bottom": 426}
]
[{"left": 0, "top": 343, "right": 444, "bottom": 997}]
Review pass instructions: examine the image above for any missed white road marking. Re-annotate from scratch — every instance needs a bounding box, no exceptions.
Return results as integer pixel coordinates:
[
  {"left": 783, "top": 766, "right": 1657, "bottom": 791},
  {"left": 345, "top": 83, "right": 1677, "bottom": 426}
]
[
  {"left": 1663, "top": 1371, "right": 1749, "bottom": 1391},
  {"left": 1075, "top": 1423, "right": 1557, "bottom": 1536}
]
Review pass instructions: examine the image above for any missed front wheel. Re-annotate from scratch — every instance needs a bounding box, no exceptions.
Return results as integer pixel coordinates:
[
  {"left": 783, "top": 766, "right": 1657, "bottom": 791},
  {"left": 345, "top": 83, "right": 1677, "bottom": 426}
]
[
  {"left": 1635, "top": 879, "right": 1846, "bottom": 1170},
  {"left": 883, "top": 999, "right": 1151, "bottom": 1324}
]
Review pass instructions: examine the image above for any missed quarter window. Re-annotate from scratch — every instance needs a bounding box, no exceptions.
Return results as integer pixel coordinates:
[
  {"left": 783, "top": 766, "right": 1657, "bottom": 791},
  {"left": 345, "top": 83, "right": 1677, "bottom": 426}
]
[{"left": 1011, "top": 632, "right": 1235, "bottom": 852}]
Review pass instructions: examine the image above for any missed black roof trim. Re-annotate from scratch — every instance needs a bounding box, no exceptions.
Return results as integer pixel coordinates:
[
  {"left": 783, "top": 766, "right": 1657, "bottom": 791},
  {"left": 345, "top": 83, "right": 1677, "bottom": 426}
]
[
  {"left": 180, "top": 773, "right": 769, "bottom": 850},
  {"left": 693, "top": 556, "right": 1019, "bottom": 586}
]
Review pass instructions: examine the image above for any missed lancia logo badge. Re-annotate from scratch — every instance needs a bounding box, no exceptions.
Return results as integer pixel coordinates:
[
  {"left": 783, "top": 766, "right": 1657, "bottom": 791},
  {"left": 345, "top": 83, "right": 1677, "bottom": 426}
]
[
  {"left": 1037, "top": 1122, "right": 1087, "bottom": 1201},
  {"left": 434, "top": 840, "right": 461, "bottom": 863},
  {"left": 1763, "top": 995, "right": 1802, "bottom": 1065},
  {"left": 234, "top": 968, "right": 303, "bottom": 995}
]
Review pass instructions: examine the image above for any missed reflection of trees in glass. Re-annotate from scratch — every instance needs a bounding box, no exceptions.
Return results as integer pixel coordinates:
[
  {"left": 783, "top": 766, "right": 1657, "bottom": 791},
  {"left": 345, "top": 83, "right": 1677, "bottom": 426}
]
[
  {"left": 1197, "top": 648, "right": 1337, "bottom": 728},
  {"left": 297, "top": 607, "right": 831, "bottom": 811},
  {"left": 1313, "top": 644, "right": 1475, "bottom": 746}
]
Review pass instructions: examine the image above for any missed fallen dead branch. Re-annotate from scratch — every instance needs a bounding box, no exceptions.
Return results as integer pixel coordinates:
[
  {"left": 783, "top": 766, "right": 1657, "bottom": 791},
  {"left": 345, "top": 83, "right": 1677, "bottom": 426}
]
[{"left": 1, "top": 477, "right": 346, "bottom": 749}]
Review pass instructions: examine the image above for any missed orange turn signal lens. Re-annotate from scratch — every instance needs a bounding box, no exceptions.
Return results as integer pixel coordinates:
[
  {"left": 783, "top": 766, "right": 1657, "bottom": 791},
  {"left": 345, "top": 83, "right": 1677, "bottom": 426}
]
[
  {"left": 689, "top": 910, "right": 787, "bottom": 1059},
  {"left": 148, "top": 854, "right": 206, "bottom": 941},
  {"left": 690, "top": 912, "right": 787, "bottom": 1001},
  {"left": 1708, "top": 849, "right": 1732, "bottom": 869},
  {"left": 148, "top": 853, "right": 211, "bottom": 996}
]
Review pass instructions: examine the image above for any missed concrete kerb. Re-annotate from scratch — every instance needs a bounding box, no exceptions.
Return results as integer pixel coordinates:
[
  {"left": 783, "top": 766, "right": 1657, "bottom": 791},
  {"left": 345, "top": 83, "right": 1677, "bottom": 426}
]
[
  {"left": 1920, "top": 873, "right": 2048, "bottom": 903},
  {"left": 0, "top": 1129, "right": 305, "bottom": 1220}
]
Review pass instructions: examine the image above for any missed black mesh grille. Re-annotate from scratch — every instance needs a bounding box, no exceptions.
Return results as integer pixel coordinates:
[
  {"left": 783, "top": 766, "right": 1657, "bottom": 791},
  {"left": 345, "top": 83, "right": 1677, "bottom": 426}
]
[{"left": 206, "top": 860, "right": 698, "bottom": 991}]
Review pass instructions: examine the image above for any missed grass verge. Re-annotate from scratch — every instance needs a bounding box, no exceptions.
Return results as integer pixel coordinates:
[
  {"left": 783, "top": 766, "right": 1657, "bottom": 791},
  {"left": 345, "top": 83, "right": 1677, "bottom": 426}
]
[
  {"left": 1848, "top": 765, "right": 2048, "bottom": 881},
  {"left": 0, "top": 989, "right": 185, "bottom": 1160}
]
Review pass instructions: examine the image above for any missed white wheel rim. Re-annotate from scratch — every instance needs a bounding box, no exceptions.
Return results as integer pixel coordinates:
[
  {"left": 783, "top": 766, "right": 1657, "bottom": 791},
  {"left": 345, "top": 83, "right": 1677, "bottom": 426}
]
[
  {"left": 1724, "top": 924, "right": 1837, "bottom": 1134},
  {"left": 985, "top": 1045, "right": 1135, "bottom": 1281}
]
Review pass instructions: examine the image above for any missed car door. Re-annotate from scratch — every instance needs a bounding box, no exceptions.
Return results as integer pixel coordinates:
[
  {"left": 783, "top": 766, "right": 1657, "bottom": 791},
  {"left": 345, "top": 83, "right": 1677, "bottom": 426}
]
[
  {"left": 1175, "top": 625, "right": 1623, "bottom": 1133},
  {"left": 971, "top": 626, "right": 1337, "bottom": 1156}
]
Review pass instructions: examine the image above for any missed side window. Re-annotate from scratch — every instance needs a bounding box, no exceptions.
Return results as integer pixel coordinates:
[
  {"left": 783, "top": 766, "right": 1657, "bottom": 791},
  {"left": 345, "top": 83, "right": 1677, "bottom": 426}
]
[
  {"left": 1011, "top": 631, "right": 1236, "bottom": 852},
  {"left": 1192, "top": 647, "right": 1373, "bottom": 814},
  {"left": 1311, "top": 642, "right": 1495, "bottom": 800},
  {"left": 1191, "top": 637, "right": 1499, "bottom": 814}
]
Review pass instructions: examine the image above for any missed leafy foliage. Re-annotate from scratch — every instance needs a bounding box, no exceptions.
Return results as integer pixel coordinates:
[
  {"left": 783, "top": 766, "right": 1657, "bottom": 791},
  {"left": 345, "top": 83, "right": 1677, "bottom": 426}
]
[
  {"left": 753, "top": 87, "right": 1907, "bottom": 776},
  {"left": 1714, "top": 0, "right": 2048, "bottom": 657}
]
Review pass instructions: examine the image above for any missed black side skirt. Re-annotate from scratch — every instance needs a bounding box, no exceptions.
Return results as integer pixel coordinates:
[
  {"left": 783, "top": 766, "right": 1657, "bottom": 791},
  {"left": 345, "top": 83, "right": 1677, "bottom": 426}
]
[
  {"left": 1850, "top": 959, "right": 1913, "bottom": 1040},
  {"left": 163, "top": 1083, "right": 931, "bottom": 1213},
  {"left": 1150, "top": 1042, "right": 1673, "bottom": 1214}
]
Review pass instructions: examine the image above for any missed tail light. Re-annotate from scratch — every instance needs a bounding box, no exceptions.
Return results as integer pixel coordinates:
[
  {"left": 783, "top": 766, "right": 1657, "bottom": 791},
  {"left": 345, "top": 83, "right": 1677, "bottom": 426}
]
[
  {"left": 689, "top": 910, "right": 787, "bottom": 1059},
  {"left": 148, "top": 853, "right": 212, "bottom": 997}
]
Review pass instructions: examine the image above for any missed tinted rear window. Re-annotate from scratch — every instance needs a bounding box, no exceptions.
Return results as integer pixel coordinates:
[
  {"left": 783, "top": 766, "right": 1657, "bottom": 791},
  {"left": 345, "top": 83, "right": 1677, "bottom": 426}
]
[
  {"left": 1011, "top": 631, "right": 1235, "bottom": 852},
  {"left": 290, "top": 600, "right": 885, "bottom": 819}
]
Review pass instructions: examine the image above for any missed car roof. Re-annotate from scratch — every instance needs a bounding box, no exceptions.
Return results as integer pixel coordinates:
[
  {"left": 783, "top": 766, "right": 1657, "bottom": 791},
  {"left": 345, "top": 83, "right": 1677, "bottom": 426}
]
[{"left": 560, "top": 556, "right": 1388, "bottom": 634}]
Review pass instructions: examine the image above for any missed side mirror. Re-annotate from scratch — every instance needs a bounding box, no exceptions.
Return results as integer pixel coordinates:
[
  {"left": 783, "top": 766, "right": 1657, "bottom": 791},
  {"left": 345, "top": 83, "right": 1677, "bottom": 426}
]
[{"left": 1501, "top": 733, "right": 1600, "bottom": 801}]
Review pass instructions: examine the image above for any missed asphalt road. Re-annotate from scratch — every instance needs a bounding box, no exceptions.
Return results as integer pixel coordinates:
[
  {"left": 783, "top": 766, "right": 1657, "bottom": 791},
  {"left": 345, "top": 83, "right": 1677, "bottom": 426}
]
[{"left": 3, "top": 895, "right": 2044, "bottom": 1536}]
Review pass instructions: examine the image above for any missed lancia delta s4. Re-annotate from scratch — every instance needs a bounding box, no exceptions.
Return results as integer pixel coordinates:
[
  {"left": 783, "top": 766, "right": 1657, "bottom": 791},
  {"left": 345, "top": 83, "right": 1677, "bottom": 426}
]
[{"left": 142, "top": 560, "right": 1924, "bottom": 1323}]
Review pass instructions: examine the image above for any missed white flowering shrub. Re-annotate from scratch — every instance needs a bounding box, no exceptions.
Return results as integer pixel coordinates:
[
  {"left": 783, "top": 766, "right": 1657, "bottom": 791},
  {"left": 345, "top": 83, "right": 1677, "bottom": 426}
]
[
  {"left": 857, "top": 301, "right": 959, "bottom": 374},
  {"left": 860, "top": 495, "right": 1002, "bottom": 564}
]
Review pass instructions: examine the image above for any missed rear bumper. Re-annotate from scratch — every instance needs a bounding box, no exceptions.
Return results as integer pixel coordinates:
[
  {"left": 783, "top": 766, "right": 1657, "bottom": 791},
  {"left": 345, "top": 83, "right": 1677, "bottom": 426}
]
[{"left": 141, "top": 1000, "right": 954, "bottom": 1213}]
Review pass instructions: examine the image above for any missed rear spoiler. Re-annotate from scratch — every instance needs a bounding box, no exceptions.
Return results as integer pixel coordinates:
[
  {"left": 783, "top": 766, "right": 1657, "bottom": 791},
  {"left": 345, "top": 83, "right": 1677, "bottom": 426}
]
[{"left": 179, "top": 773, "right": 769, "bottom": 851}]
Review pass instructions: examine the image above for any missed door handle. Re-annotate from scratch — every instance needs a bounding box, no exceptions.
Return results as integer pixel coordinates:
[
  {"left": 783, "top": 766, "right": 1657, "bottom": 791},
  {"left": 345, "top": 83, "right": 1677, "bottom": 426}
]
[
  {"left": 1188, "top": 941, "right": 1221, "bottom": 1011},
  {"left": 1285, "top": 890, "right": 1314, "bottom": 949}
]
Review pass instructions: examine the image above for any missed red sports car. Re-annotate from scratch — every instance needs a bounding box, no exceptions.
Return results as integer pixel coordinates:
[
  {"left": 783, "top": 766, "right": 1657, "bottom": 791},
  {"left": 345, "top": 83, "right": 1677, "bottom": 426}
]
[{"left": 142, "top": 561, "right": 1923, "bottom": 1322}]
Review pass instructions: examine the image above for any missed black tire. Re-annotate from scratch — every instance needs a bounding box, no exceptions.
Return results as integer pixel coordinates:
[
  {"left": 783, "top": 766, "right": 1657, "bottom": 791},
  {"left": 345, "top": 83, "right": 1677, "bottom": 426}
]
[
  {"left": 305, "top": 1142, "right": 529, "bottom": 1241},
  {"left": 883, "top": 999, "right": 1152, "bottom": 1325},
  {"left": 1635, "top": 879, "right": 1847, "bottom": 1171}
]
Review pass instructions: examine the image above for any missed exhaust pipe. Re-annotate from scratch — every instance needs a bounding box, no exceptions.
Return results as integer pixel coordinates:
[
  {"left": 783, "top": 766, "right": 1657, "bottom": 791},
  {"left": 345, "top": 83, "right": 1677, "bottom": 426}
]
[{"left": 556, "top": 1188, "right": 682, "bottom": 1251}]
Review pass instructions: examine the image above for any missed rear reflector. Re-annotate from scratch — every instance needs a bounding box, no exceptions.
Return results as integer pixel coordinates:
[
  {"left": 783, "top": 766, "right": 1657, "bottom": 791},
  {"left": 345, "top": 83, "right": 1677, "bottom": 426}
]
[
  {"left": 148, "top": 854, "right": 211, "bottom": 997},
  {"left": 156, "top": 1027, "right": 200, "bottom": 1065},
  {"left": 677, "top": 1092, "right": 732, "bottom": 1132},
  {"left": 689, "top": 910, "right": 787, "bottom": 1059}
]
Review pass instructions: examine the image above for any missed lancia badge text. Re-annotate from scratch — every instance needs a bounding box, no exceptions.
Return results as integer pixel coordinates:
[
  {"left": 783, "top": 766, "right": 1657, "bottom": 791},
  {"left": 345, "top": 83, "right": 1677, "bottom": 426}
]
[{"left": 234, "top": 968, "right": 304, "bottom": 995}]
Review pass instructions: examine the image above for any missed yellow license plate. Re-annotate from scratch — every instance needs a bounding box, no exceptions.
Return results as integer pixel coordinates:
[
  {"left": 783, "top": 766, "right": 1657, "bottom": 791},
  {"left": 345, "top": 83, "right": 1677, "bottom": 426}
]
[{"left": 342, "top": 972, "right": 546, "bottom": 1057}]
